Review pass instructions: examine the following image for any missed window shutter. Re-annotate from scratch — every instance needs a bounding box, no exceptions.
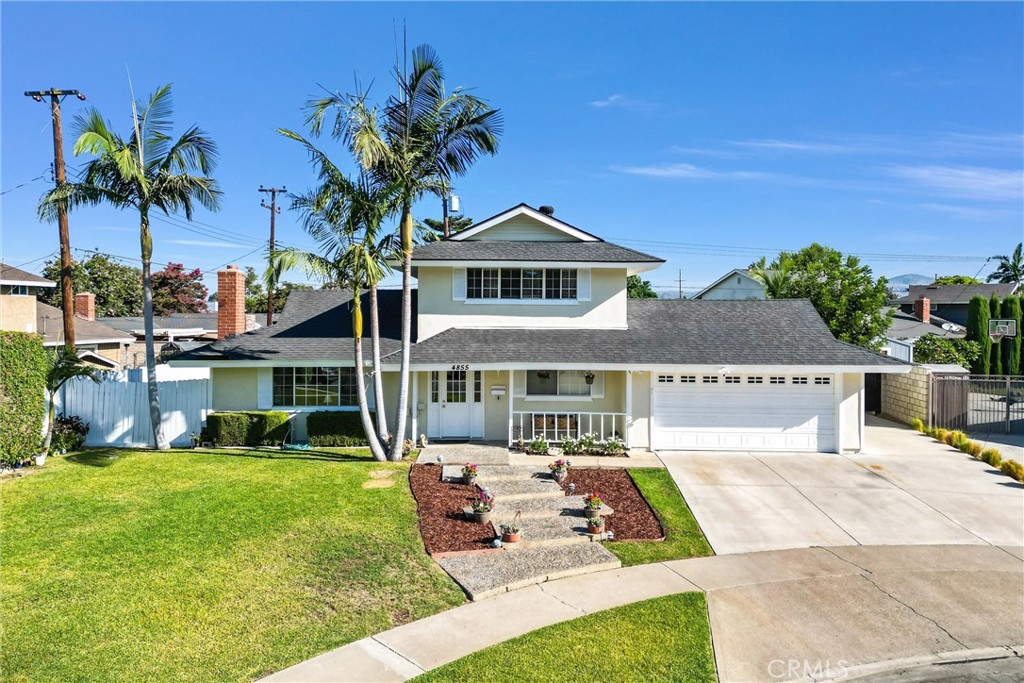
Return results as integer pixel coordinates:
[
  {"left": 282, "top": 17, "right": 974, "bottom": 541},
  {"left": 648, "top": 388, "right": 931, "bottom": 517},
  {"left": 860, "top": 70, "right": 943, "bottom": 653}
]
[
  {"left": 577, "top": 268, "right": 591, "bottom": 302},
  {"left": 257, "top": 368, "right": 273, "bottom": 409},
  {"left": 513, "top": 370, "right": 527, "bottom": 397},
  {"left": 591, "top": 371, "right": 605, "bottom": 398},
  {"left": 452, "top": 268, "right": 467, "bottom": 301}
]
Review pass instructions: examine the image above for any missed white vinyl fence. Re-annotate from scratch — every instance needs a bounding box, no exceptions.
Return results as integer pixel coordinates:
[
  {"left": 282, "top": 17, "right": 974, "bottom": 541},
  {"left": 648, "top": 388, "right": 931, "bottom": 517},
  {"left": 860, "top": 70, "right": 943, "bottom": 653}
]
[{"left": 57, "top": 378, "right": 210, "bottom": 448}]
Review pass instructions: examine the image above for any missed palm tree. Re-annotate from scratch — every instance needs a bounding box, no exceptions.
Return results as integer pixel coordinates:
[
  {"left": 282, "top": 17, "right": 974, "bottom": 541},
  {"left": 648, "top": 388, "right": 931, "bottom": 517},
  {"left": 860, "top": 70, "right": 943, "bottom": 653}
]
[
  {"left": 41, "top": 349, "right": 100, "bottom": 457},
  {"left": 749, "top": 255, "right": 794, "bottom": 299},
  {"left": 987, "top": 242, "right": 1023, "bottom": 287},
  {"left": 39, "top": 85, "right": 221, "bottom": 450},
  {"left": 307, "top": 45, "right": 503, "bottom": 460}
]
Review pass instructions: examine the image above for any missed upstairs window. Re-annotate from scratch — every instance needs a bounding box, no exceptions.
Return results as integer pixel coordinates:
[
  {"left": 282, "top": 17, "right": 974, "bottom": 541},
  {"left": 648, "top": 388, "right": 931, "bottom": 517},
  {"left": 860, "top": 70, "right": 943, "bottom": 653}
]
[
  {"left": 466, "top": 267, "right": 578, "bottom": 300},
  {"left": 467, "top": 268, "right": 499, "bottom": 299}
]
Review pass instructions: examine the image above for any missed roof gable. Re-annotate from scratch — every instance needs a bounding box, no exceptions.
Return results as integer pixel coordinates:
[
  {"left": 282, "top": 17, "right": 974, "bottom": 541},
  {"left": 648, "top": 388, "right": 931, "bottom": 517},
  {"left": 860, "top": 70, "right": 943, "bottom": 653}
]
[
  {"left": 693, "top": 269, "right": 765, "bottom": 299},
  {"left": 0, "top": 262, "right": 55, "bottom": 287},
  {"left": 452, "top": 204, "right": 601, "bottom": 242}
]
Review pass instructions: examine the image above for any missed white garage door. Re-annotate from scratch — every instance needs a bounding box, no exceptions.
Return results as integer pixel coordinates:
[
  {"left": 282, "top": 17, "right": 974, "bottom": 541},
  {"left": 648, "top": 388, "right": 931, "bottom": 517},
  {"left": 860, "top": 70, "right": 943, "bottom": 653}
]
[{"left": 652, "top": 373, "right": 835, "bottom": 452}]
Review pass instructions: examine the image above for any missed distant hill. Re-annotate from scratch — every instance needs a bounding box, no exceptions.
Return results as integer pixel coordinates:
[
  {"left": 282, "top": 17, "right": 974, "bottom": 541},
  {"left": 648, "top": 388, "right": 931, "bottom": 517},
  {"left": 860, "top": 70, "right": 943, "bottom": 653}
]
[{"left": 886, "top": 273, "right": 931, "bottom": 297}]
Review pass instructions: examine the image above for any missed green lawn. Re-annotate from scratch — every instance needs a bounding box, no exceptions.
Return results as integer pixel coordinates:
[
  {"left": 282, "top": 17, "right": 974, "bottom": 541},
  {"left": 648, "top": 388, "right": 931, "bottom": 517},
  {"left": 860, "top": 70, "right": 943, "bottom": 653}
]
[
  {"left": 0, "top": 447, "right": 463, "bottom": 683},
  {"left": 606, "top": 468, "right": 714, "bottom": 566},
  {"left": 413, "top": 592, "right": 717, "bottom": 683}
]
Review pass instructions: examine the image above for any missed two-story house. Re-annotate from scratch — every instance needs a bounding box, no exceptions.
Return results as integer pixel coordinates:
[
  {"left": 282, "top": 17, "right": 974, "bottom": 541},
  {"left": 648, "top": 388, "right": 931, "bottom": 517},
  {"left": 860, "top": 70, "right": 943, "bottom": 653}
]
[{"left": 171, "top": 204, "right": 907, "bottom": 453}]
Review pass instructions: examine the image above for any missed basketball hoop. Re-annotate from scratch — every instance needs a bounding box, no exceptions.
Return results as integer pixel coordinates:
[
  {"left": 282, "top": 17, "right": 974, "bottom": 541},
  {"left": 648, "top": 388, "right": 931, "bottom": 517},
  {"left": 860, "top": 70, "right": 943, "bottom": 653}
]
[{"left": 989, "top": 319, "right": 1017, "bottom": 343}]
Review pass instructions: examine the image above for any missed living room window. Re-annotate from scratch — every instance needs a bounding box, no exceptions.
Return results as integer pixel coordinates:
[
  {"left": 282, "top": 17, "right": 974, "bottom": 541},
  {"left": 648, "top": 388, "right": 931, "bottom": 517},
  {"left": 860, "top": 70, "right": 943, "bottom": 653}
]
[
  {"left": 526, "top": 370, "right": 591, "bottom": 397},
  {"left": 466, "top": 268, "right": 578, "bottom": 300},
  {"left": 273, "top": 367, "right": 358, "bottom": 407}
]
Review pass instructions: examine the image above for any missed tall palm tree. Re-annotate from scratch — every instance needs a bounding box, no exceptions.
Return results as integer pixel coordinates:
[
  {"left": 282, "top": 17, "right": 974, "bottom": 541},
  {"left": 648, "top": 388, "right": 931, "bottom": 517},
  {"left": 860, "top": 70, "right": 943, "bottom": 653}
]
[
  {"left": 749, "top": 255, "right": 794, "bottom": 299},
  {"left": 39, "top": 85, "right": 221, "bottom": 449},
  {"left": 41, "top": 349, "right": 100, "bottom": 456},
  {"left": 307, "top": 45, "right": 503, "bottom": 460},
  {"left": 987, "top": 242, "right": 1024, "bottom": 287}
]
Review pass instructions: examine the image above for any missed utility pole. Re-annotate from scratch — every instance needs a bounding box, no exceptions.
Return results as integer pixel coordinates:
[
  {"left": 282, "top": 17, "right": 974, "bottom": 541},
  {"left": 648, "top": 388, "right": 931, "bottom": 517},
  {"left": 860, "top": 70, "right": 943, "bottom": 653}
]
[
  {"left": 677, "top": 268, "right": 684, "bottom": 300},
  {"left": 259, "top": 185, "right": 286, "bottom": 326},
  {"left": 25, "top": 88, "right": 86, "bottom": 350}
]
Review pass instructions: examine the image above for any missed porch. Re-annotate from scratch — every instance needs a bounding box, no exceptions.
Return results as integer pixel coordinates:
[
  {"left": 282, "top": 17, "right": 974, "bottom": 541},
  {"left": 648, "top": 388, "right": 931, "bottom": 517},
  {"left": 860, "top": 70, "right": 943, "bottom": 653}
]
[{"left": 511, "top": 411, "right": 628, "bottom": 445}]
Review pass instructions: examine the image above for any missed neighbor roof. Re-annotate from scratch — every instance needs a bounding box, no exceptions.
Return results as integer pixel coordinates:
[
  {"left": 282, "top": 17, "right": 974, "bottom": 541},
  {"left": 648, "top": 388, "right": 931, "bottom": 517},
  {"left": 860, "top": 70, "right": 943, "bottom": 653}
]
[
  {"left": 885, "top": 307, "right": 965, "bottom": 341},
  {"left": 170, "top": 289, "right": 410, "bottom": 362},
  {"left": 411, "top": 240, "right": 664, "bottom": 265},
  {"left": 0, "top": 262, "right": 55, "bottom": 287},
  {"left": 400, "top": 299, "right": 904, "bottom": 368},
  {"left": 37, "top": 302, "right": 134, "bottom": 346},
  {"left": 98, "top": 313, "right": 221, "bottom": 334},
  {"left": 894, "top": 283, "right": 1019, "bottom": 305}
]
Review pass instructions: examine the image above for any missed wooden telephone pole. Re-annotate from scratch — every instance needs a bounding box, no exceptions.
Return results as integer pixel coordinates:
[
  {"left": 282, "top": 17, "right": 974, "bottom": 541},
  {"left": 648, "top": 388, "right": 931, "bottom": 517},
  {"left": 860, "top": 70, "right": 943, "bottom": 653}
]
[
  {"left": 259, "top": 185, "right": 286, "bottom": 326},
  {"left": 25, "top": 88, "right": 86, "bottom": 350}
]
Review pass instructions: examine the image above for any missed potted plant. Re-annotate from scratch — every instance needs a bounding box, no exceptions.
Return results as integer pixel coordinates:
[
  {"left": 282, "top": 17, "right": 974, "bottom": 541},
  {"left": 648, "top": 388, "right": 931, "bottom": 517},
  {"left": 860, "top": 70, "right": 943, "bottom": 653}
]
[
  {"left": 583, "top": 491, "right": 604, "bottom": 519},
  {"left": 584, "top": 371, "right": 596, "bottom": 385},
  {"left": 462, "top": 462, "right": 479, "bottom": 485},
  {"left": 499, "top": 521, "right": 522, "bottom": 543},
  {"left": 549, "top": 458, "right": 569, "bottom": 483},
  {"left": 471, "top": 489, "right": 495, "bottom": 524},
  {"left": 536, "top": 370, "right": 551, "bottom": 381},
  {"left": 34, "top": 453, "right": 47, "bottom": 467},
  {"left": 189, "top": 432, "right": 201, "bottom": 449},
  {"left": 585, "top": 516, "right": 605, "bottom": 534}
]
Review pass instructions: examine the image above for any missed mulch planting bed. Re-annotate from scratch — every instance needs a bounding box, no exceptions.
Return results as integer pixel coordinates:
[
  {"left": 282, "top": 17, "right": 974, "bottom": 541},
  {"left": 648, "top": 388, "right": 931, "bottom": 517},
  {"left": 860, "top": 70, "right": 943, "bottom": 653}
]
[
  {"left": 564, "top": 468, "right": 664, "bottom": 541},
  {"left": 409, "top": 464, "right": 496, "bottom": 555}
]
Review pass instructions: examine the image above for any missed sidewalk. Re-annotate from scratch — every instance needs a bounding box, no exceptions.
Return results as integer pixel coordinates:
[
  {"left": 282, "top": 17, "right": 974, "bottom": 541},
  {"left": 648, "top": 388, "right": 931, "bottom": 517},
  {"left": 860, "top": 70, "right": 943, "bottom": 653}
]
[{"left": 261, "top": 544, "right": 1024, "bottom": 683}]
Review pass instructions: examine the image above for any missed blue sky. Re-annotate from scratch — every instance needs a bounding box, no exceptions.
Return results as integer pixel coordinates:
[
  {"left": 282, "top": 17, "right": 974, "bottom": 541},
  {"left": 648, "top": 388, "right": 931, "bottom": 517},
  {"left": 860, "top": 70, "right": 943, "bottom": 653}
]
[{"left": 2, "top": 2, "right": 1022, "bottom": 297}]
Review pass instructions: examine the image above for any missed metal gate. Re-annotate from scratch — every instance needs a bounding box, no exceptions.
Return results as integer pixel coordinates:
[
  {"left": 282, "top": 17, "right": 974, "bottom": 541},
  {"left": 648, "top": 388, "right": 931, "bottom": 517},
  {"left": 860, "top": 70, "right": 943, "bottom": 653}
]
[{"left": 932, "top": 374, "right": 1024, "bottom": 435}]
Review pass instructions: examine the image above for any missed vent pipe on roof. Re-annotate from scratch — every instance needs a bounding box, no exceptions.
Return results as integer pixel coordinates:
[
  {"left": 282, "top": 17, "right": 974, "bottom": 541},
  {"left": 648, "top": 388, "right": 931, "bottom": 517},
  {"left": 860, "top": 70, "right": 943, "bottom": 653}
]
[{"left": 538, "top": 205, "right": 555, "bottom": 216}]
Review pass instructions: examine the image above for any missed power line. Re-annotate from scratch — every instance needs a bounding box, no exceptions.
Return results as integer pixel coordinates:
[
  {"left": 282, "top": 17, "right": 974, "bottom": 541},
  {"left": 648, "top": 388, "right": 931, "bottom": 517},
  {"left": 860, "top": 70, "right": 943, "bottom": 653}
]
[{"left": 0, "top": 167, "right": 51, "bottom": 196}]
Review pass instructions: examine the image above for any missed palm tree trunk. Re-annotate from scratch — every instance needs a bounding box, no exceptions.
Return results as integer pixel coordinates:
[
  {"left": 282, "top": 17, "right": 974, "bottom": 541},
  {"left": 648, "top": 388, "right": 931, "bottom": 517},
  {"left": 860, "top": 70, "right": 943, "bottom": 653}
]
[
  {"left": 42, "top": 394, "right": 56, "bottom": 456},
  {"left": 369, "top": 284, "right": 388, "bottom": 441},
  {"left": 353, "top": 299, "right": 386, "bottom": 461},
  {"left": 140, "top": 213, "right": 169, "bottom": 450},
  {"left": 388, "top": 208, "right": 414, "bottom": 461}
]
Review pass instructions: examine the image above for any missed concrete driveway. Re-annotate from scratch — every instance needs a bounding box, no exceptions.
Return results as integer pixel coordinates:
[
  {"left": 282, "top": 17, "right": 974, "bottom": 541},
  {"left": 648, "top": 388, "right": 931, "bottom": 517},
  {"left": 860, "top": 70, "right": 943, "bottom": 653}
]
[{"left": 659, "top": 416, "right": 1024, "bottom": 555}]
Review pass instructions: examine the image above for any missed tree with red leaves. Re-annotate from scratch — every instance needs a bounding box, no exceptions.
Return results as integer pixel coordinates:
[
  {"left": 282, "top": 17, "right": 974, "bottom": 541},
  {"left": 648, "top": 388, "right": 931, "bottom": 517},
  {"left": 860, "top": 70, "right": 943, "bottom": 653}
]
[{"left": 151, "top": 262, "right": 208, "bottom": 315}]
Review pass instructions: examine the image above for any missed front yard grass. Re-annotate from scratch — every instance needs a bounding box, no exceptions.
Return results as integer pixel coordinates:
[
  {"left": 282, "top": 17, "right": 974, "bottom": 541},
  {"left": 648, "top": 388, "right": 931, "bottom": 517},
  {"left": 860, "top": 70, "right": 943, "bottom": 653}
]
[
  {"left": 0, "top": 447, "right": 463, "bottom": 683},
  {"left": 606, "top": 468, "right": 714, "bottom": 566},
  {"left": 413, "top": 592, "right": 717, "bottom": 683}
]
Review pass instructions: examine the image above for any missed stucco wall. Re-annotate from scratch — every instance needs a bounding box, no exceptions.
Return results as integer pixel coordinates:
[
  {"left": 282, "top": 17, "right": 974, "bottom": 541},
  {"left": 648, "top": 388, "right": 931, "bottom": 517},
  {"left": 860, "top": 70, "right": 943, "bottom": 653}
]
[
  {"left": 212, "top": 367, "right": 259, "bottom": 411},
  {"left": 881, "top": 365, "right": 931, "bottom": 426},
  {"left": 416, "top": 266, "right": 628, "bottom": 340},
  {"left": 630, "top": 371, "right": 651, "bottom": 449},
  {"left": 839, "top": 373, "right": 864, "bottom": 453},
  {"left": 698, "top": 274, "right": 766, "bottom": 300},
  {"left": 464, "top": 215, "right": 575, "bottom": 241},
  {"left": 0, "top": 295, "right": 37, "bottom": 333}
]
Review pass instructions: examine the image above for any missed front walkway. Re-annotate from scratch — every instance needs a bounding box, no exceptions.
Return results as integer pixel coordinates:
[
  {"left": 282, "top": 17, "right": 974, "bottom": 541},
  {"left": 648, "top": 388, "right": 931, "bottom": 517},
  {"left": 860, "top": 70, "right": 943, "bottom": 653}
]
[{"left": 261, "top": 544, "right": 1024, "bottom": 682}]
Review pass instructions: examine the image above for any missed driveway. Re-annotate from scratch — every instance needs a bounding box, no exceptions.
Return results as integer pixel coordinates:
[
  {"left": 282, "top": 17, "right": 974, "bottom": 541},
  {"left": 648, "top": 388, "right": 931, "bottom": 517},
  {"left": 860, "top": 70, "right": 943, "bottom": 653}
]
[{"left": 659, "top": 416, "right": 1024, "bottom": 555}]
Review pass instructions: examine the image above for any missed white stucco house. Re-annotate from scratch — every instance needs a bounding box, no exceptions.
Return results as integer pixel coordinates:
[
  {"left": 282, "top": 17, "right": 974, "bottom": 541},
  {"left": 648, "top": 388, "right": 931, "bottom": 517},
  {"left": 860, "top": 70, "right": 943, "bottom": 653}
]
[{"left": 170, "top": 204, "right": 908, "bottom": 453}]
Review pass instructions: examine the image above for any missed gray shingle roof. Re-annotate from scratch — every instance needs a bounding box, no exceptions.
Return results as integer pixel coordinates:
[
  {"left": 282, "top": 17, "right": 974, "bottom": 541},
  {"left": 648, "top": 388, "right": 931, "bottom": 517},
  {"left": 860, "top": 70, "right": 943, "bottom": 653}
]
[
  {"left": 400, "top": 299, "right": 905, "bottom": 368},
  {"left": 894, "top": 283, "right": 1019, "bottom": 305},
  {"left": 885, "top": 307, "right": 965, "bottom": 341},
  {"left": 37, "top": 302, "right": 133, "bottom": 345},
  {"left": 171, "top": 289, "right": 411, "bottom": 362},
  {"left": 0, "top": 262, "right": 55, "bottom": 286},
  {"left": 411, "top": 240, "right": 664, "bottom": 264}
]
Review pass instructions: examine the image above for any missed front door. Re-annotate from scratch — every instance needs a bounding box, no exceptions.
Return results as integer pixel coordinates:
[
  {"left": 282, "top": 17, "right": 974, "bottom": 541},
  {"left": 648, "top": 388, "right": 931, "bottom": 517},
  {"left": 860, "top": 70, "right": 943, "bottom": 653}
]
[{"left": 441, "top": 370, "right": 471, "bottom": 438}]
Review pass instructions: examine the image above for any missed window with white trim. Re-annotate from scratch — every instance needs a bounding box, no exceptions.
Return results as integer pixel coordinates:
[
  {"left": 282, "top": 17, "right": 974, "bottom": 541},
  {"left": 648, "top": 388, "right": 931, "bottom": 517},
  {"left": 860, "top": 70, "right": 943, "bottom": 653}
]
[
  {"left": 273, "top": 367, "right": 358, "bottom": 407},
  {"left": 769, "top": 376, "right": 785, "bottom": 385},
  {"left": 814, "top": 376, "right": 831, "bottom": 385},
  {"left": 526, "top": 370, "right": 591, "bottom": 396},
  {"left": 466, "top": 267, "right": 578, "bottom": 300},
  {"left": 724, "top": 376, "right": 740, "bottom": 384},
  {"left": 702, "top": 375, "right": 719, "bottom": 384},
  {"left": 430, "top": 371, "right": 439, "bottom": 402},
  {"left": 747, "top": 376, "right": 764, "bottom": 384},
  {"left": 657, "top": 374, "right": 675, "bottom": 383},
  {"left": 792, "top": 377, "right": 808, "bottom": 385},
  {"left": 2, "top": 285, "right": 29, "bottom": 296}
]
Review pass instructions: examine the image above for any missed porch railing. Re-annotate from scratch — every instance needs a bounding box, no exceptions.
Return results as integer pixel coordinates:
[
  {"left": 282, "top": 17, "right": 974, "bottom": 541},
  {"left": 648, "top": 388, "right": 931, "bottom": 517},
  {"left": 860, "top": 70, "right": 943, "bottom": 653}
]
[{"left": 511, "top": 411, "right": 628, "bottom": 446}]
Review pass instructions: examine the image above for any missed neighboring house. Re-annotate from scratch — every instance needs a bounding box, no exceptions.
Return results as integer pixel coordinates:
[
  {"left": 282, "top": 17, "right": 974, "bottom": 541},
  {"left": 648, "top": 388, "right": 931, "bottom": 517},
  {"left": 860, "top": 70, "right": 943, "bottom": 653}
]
[
  {"left": 1, "top": 263, "right": 132, "bottom": 369},
  {"left": 691, "top": 268, "right": 767, "bottom": 300},
  {"left": 881, "top": 296, "right": 965, "bottom": 363},
  {"left": 99, "top": 310, "right": 259, "bottom": 368},
  {"left": 893, "top": 284, "right": 1019, "bottom": 326},
  {"left": 171, "top": 204, "right": 907, "bottom": 453}
]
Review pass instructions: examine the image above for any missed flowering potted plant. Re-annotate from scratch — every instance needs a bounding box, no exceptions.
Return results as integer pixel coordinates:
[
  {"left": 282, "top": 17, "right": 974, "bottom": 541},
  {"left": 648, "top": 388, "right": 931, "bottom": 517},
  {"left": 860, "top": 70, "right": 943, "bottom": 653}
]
[
  {"left": 583, "top": 491, "right": 604, "bottom": 519},
  {"left": 499, "top": 521, "right": 522, "bottom": 543},
  {"left": 536, "top": 370, "right": 551, "bottom": 381},
  {"left": 548, "top": 459, "right": 569, "bottom": 484},
  {"left": 584, "top": 371, "right": 596, "bottom": 385},
  {"left": 461, "top": 462, "right": 479, "bottom": 485},
  {"left": 585, "top": 516, "right": 605, "bottom": 534},
  {"left": 471, "top": 489, "right": 495, "bottom": 524}
]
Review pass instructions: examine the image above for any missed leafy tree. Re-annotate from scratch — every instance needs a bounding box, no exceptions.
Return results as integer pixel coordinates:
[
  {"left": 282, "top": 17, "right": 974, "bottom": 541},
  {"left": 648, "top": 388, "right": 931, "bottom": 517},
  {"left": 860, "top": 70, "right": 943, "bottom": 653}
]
[
  {"left": 308, "top": 45, "right": 502, "bottom": 460},
  {"left": 422, "top": 214, "right": 473, "bottom": 239},
  {"left": 912, "top": 336, "right": 981, "bottom": 368},
  {"left": 930, "top": 275, "right": 981, "bottom": 286},
  {"left": 990, "top": 294, "right": 1002, "bottom": 374},
  {"left": 987, "top": 242, "right": 1023, "bottom": 287},
  {"left": 41, "top": 348, "right": 100, "bottom": 456},
  {"left": 754, "top": 244, "right": 891, "bottom": 349},
  {"left": 627, "top": 275, "right": 658, "bottom": 299},
  {"left": 1001, "top": 295, "right": 1022, "bottom": 375},
  {"left": 151, "top": 263, "right": 209, "bottom": 315},
  {"left": 40, "top": 253, "right": 143, "bottom": 317},
  {"left": 40, "top": 84, "right": 221, "bottom": 450},
  {"left": 965, "top": 295, "right": 991, "bottom": 374}
]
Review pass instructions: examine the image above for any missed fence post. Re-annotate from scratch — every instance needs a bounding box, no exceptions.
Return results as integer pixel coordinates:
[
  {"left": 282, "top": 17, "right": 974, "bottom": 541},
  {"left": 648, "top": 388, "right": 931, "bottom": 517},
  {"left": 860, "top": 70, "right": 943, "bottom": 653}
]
[{"left": 1007, "top": 374, "right": 1012, "bottom": 435}]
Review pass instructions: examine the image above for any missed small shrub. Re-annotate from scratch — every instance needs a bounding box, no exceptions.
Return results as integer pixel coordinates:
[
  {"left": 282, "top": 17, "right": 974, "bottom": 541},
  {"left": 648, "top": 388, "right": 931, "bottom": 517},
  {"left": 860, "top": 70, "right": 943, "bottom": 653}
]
[
  {"left": 528, "top": 437, "right": 549, "bottom": 455},
  {"left": 910, "top": 417, "right": 925, "bottom": 432},
  {"left": 559, "top": 437, "right": 582, "bottom": 455},
  {"left": 601, "top": 437, "right": 626, "bottom": 455},
  {"left": 943, "top": 430, "right": 962, "bottom": 446},
  {"left": 980, "top": 448, "right": 1003, "bottom": 467},
  {"left": 934, "top": 428, "right": 950, "bottom": 443},
  {"left": 0, "top": 331, "right": 47, "bottom": 465},
  {"left": 966, "top": 442, "right": 983, "bottom": 458},
  {"left": 999, "top": 459, "right": 1024, "bottom": 483},
  {"left": 50, "top": 414, "right": 90, "bottom": 453},
  {"left": 306, "top": 411, "right": 371, "bottom": 447},
  {"left": 578, "top": 432, "right": 599, "bottom": 454},
  {"left": 207, "top": 411, "right": 291, "bottom": 447}
]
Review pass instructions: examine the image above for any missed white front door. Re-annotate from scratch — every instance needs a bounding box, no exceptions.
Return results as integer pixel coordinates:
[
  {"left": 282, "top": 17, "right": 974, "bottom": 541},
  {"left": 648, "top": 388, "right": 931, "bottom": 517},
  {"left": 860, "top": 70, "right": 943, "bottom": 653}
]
[{"left": 441, "top": 370, "right": 471, "bottom": 438}]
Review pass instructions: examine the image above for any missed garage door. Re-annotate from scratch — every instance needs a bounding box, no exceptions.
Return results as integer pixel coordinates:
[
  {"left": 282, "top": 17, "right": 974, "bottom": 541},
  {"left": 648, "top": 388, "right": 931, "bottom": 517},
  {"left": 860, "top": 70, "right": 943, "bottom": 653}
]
[{"left": 652, "top": 373, "right": 835, "bottom": 452}]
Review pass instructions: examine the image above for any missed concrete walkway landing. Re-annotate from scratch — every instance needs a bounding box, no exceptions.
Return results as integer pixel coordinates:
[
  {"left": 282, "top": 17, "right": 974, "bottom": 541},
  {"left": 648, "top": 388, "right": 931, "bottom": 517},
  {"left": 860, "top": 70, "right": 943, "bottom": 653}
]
[
  {"left": 260, "top": 544, "right": 1024, "bottom": 683},
  {"left": 416, "top": 442, "right": 510, "bottom": 466}
]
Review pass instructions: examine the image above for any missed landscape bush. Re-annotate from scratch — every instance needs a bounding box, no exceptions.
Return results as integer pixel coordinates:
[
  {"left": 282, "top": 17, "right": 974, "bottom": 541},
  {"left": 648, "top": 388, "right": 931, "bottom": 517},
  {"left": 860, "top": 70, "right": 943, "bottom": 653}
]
[
  {"left": 50, "top": 414, "right": 90, "bottom": 453},
  {"left": 999, "top": 459, "right": 1024, "bottom": 483},
  {"left": 0, "top": 332, "right": 48, "bottom": 466},
  {"left": 910, "top": 417, "right": 925, "bottom": 432},
  {"left": 980, "top": 449, "right": 1003, "bottom": 468},
  {"left": 306, "top": 411, "right": 370, "bottom": 447},
  {"left": 934, "top": 428, "right": 949, "bottom": 443},
  {"left": 207, "top": 411, "right": 291, "bottom": 446},
  {"left": 965, "top": 442, "right": 983, "bottom": 458}
]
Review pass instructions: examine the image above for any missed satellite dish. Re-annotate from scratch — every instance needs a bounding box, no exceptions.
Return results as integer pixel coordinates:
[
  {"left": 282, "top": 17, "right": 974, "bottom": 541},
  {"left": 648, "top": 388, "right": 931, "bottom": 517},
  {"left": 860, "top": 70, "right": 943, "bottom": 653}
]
[{"left": 942, "top": 323, "right": 955, "bottom": 331}]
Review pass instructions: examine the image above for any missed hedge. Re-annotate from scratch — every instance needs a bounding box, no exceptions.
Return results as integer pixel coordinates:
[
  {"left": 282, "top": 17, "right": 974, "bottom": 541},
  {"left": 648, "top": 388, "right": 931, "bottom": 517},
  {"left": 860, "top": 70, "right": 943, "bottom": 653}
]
[
  {"left": 207, "top": 411, "right": 291, "bottom": 447},
  {"left": 0, "top": 332, "right": 47, "bottom": 465},
  {"left": 306, "top": 411, "right": 371, "bottom": 447}
]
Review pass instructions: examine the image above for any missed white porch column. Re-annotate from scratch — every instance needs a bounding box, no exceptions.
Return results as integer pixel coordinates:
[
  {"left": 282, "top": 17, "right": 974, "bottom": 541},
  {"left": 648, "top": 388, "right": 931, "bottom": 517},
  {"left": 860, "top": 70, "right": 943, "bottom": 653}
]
[
  {"left": 507, "top": 369, "right": 514, "bottom": 446},
  {"left": 625, "top": 370, "right": 633, "bottom": 448},
  {"left": 410, "top": 371, "right": 419, "bottom": 442}
]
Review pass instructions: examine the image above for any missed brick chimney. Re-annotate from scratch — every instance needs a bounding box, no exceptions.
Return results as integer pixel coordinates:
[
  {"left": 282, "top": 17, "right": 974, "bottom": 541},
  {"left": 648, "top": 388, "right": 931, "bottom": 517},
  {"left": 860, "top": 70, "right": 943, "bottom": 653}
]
[
  {"left": 913, "top": 296, "right": 930, "bottom": 324},
  {"left": 75, "top": 292, "right": 96, "bottom": 321},
  {"left": 217, "top": 265, "right": 246, "bottom": 339}
]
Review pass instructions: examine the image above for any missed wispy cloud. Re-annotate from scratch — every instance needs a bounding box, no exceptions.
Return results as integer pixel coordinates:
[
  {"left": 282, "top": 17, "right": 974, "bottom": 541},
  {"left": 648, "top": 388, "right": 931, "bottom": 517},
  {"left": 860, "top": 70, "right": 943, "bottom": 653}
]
[
  {"left": 668, "top": 145, "right": 743, "bottom": 158},
  {"left": 588, "top": 94, "right": 662, "bottom": 114},
  {"left": 729, "top": 138, "right": 862, "bottom": 154},
  {"left": 886, "top": 164, "right": 1023, "bottom": 202},
  {"left": 614, "top": 162, "right": 773, "bottom": 181},
  {"left": 167, "top": 239, "right": 248, "bottom": 248},
  {"left": 916, "top": 203, "right": 1012, "bottom": 221}
]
